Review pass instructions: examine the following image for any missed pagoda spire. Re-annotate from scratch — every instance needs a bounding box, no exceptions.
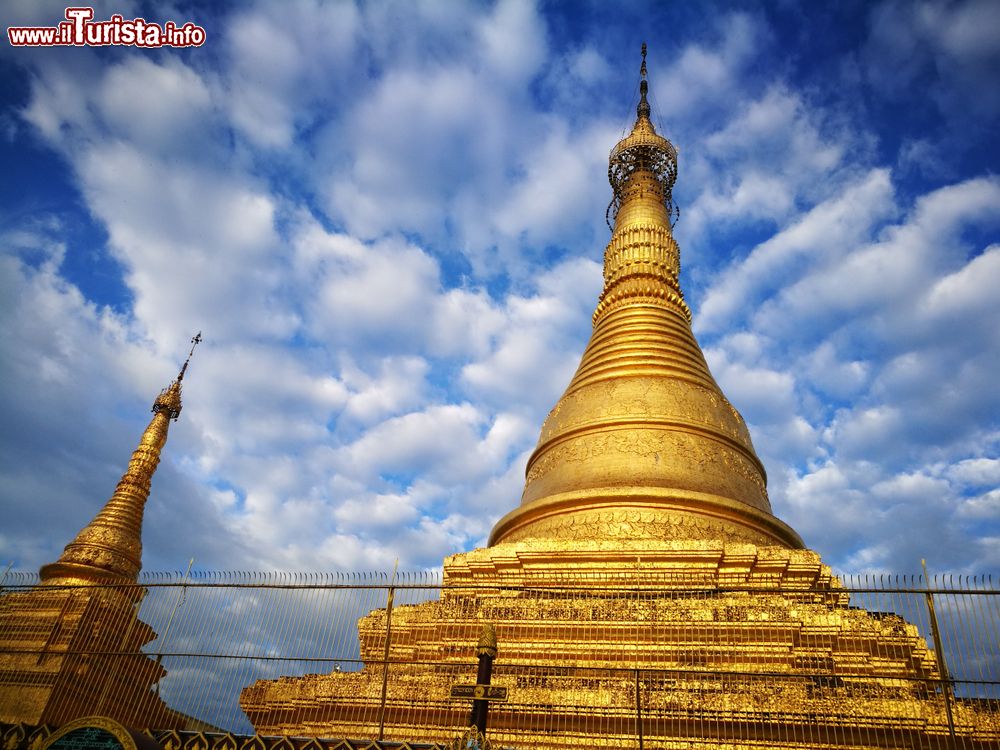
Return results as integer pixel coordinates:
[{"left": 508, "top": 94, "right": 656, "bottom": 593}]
[
  {"left": 40, "top": 333, "right": 202, "bottom": 584},
  {"left": 490, "top": 49, "right": 801, "bottom": 548},
  {"left": 599, "top": 41, "right": 683, "bottom": 321},
  {"left": 637, "top": 41, "right": 650, "bottom": 120}
]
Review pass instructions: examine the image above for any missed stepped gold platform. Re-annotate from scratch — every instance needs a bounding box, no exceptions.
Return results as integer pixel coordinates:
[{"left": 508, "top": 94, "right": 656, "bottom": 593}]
[{"left": 241, "top": 541, "right": 1000, "bottom": 748}]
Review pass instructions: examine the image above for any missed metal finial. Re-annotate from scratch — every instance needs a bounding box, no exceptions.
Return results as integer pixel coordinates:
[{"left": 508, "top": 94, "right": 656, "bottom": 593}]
[
  {"left": 637, "top": 42, "right": 650, "bottom": 119},
  {"left": 477, "top": 623, "right": 498, "bottom": 659},
  {"left": 177, "top": 331, "right": 202, "bottom": 382}
]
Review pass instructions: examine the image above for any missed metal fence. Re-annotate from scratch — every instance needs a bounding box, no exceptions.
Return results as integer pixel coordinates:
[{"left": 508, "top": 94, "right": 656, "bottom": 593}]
[{"left": 1, "top": 570, "right": 998, "bottom": 748}]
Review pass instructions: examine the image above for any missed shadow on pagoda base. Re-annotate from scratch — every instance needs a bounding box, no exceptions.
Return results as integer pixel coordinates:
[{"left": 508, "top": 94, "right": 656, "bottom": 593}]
[
  {"left": 488, "top": 487, "right": 804, "bottom": 548},
  {"left": 0, "top": 584, "right": 196, "bottom": 730}
]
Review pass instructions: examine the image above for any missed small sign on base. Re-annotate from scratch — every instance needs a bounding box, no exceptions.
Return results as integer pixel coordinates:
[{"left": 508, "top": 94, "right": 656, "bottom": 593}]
[{"left": 449, "top": 684, "right": 508, "bottom": 701}]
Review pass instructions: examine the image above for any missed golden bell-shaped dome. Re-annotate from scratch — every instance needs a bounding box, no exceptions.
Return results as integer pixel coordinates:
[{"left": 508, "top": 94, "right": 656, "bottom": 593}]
[{"left": 490, "top": 51, "right": 802, "bottom": 549}]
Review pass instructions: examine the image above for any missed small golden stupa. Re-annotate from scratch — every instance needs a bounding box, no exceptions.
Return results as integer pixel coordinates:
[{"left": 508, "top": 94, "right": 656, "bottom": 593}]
[
  {"left": 240, "top": 49, "right": 998, "bottom": 748},
  {"left": 0, "top": 337, "right": 203, "bottom": 729}
]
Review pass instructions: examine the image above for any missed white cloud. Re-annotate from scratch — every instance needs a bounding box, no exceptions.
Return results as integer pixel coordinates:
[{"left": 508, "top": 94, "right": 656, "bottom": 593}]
[
  {"left": 294, "top": 221, "right": 508, "bottom": 359},
  {"left": 336, "top": 403, "right": 488, "bottom": 483},
  {"left": 923, "top": 244, "right": 1000, "bottom": 323},
  {"left": 865, "top": 0, "right": 1000, "bottom": 119},
  {"left": 695, "top": 169, "right": 895, "bottom": 334},
  {"left": 340, "top": 356, "right": 430, "bottom": 424},
  {"left": 494, "top": 120, "right": 609, "bottom": 245},
  {"left": 332, "top": 403, "right": 532, "bottom": 492},
  {"left": 97, "top": 57, "right": 213, "bottom": 152},
  {"left": 21, "top": 59, "right": 99, "bottom": 144},
  {"left": 476, "top": 0, "right": 548, "bottom": 85},
  {"left": 461, "top": 257, "right": 601, "bottom": 411},
  {"left": 568, "top": 46, "right": 610, "bottom": 83},
  {"left": 751, "top": 176, "right": 1000, "bottom": 344},
  {"left": 83, "top": 155, "right": 287, "bottom": 347},
  {"left": 957, "top": 489, "right": 1000, "bottom": 521},
  {"left": 333, "top": 490, "right": 421, "bottom": 531},
  {"left": 948, "top": 458, "right": 1000, "bottom": 488},
  {"left": 706, "top": 347, "right": 797, "bottom": 424},
  {"left": 299, "top": 228, "right": 442, "bottom": 350},
  {"left": 801, "top": 341, "right": 870, "bottom": 401},
  {"left": 655, "top": 12, "right": 763, "bottom": 118},
  {"left": 223, "top": 0, "right": 361, "bottom": 149}
]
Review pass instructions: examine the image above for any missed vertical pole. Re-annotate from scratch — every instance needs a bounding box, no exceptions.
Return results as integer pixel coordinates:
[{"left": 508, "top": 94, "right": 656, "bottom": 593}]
[
  {"left": 922, "top": 560, "right": 956, "bottom": 739},
  {"left": 155, "top": 558, "right": 195, "bottom": 694},
  {"left": 378, "top": 560, "right": 399, "bottom": 741},
  {"left": 470, "top": 624, "right": 497, "bottom": 735},
  {"left": 635, "top": 556, "right": 644, "bottom": 750},
  {"left": 635, "top": 668, "right": 644, "bottom": 750},
  {"left": 0, "top": 561, "right": 13, "bottom": 589}
]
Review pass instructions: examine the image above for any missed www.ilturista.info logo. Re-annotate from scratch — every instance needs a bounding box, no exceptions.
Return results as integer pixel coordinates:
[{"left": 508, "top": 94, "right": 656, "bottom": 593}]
[{"left": 8, "top": 7, "right": 206, "bottom": 48}]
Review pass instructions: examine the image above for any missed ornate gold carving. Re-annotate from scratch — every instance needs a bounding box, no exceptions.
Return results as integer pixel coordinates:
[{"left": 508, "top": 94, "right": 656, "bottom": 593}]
[
  {"left": 239, "top": 736, "right": 265, "bottom": 750},
  {"left": 524, "top": 429, "right": 767, "bottom": 510},
  {"left": 26, "top": 727, "right": 50, "bottom": 750},
  {"left": 475, "top": 624, "right": 498, "bottom": 659},
  {"left": 539, "top": 380, "right": 755, "bottom": 449},
  {"left": 526, "top": 429, "right": 659, "bottom": 482},
  {"left": 211, "top": 734, "right": 237, "bottom": 750},
  {"left": 594, "top": 275, "right": 691, "bottom": 322},
  {"left": 182, "top": 732, "right": 208, "bottom": 750},
  {"left": 499, "top": 509, "right": 774, "bottom": 546},
  {"left": 605, "top": 51, "right": 678, "bottom": 231},
  {"left": 602, "top": 222, "right": 680, "bottom": 282},
  {"left": 153, "top": 382, "right": 183, "bottom": 421},
  {"left": 2, "top": 725, "right": 24, "bottom": 750}
]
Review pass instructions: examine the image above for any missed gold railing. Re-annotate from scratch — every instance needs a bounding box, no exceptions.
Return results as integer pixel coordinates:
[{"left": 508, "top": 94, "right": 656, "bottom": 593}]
[{"left": 0, "top": 570, "right": 997, "bottom": 748}]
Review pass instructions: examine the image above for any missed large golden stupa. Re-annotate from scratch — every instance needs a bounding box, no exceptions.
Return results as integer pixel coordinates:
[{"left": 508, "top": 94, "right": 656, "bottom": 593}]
[{"left": 240, "top": 51, "right": 998, "bottom": 748}]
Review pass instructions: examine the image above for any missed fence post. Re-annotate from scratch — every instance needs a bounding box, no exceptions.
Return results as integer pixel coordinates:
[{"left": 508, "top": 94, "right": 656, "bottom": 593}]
[
  {"left": 470, "top": 624, "right": 497, "bottom": 735},
  {"left": 377, "top": 561, "right": 399, "bottom": 741},
  {"left": 635, "top": 668, "right": 644, "bottom": 750},
  {"left": 921, "top": 560, "right": 956, "bottom": 739},
  {"left": 154, "top": 558, "right": 195, "bottom": 695}
]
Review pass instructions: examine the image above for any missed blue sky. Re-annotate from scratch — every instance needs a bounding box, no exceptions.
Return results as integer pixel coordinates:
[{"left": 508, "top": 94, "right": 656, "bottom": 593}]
[{"left": 1, "top": 0, "right": 998, "bottom": 577}]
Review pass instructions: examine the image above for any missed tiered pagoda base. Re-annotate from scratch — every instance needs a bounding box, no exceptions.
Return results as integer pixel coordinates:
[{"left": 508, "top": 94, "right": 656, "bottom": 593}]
[
  {"left": 0, "top": 584, "right": 189, "bottom": 728},
  {"left": 241, "top": 541, "right": 1000, "bottom": 748}
]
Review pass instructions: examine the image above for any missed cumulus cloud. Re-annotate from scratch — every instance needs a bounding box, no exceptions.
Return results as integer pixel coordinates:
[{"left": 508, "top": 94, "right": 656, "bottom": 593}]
[
  {"left": 97, "top": 57, "right": 214, "bottom": 153},
  {"left": 703, "top": 173, "right": 1000, "bottom": 571},
  {"left": 222, "top": 0, "right": 361, "bottom": 149},
  {"left": 461, "top": 256, "right": 601, "bottom": 411},
  {"left": 655, "top": 12, "right": 765, "bottom": 121},
  {"left": 695, "top": 169, "right": 896, "bottom": 334},
  {"left": 864, "top": 0, "right": 1000, "bottom": 121}
]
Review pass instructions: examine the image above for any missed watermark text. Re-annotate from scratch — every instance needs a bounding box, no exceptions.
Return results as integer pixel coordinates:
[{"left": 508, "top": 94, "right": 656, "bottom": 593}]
[{"left": 8, "top": 7, "right": 206, "bottom": 48}]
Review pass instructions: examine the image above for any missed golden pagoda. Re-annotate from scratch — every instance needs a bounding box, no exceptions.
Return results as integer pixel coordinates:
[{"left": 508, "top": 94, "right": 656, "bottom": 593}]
[
  {"left": 0, "top": 336, "right": 203, "bottom": 729},
  {"left": 239, "top": 49, "right": 1000, "bottom": 748}
]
